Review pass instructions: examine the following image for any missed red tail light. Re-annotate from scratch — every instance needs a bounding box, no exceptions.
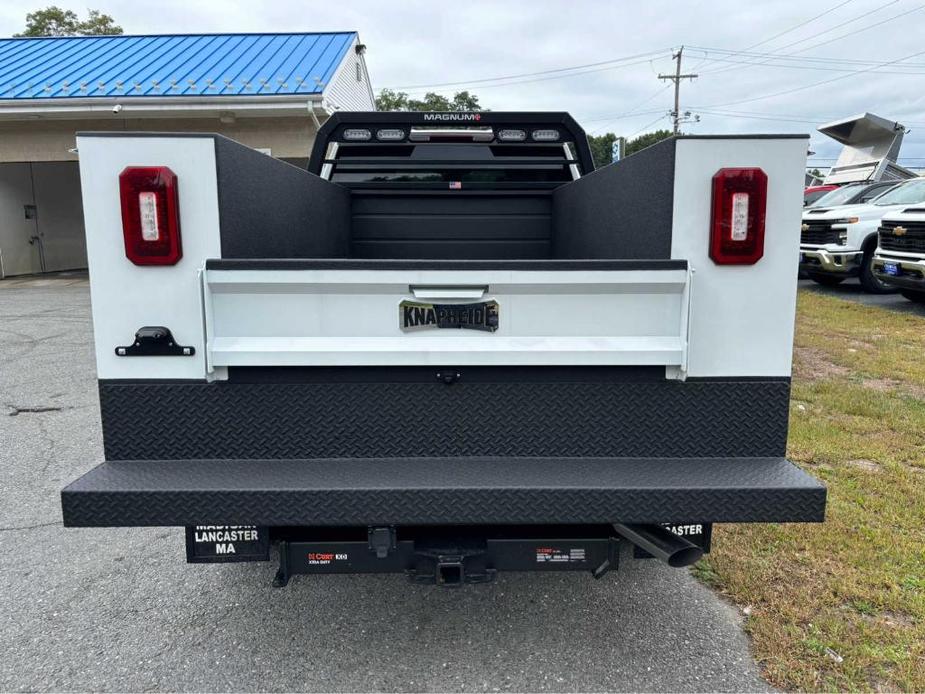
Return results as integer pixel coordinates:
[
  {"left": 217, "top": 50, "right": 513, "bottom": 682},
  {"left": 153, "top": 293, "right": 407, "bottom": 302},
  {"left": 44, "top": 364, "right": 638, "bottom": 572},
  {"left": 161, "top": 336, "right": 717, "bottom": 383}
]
[
  {"left": 119, "top": 166, "right": 182, "bottom": 265},
  {"left": 709, "top": 167, "right": 767, "bottom": 265}
]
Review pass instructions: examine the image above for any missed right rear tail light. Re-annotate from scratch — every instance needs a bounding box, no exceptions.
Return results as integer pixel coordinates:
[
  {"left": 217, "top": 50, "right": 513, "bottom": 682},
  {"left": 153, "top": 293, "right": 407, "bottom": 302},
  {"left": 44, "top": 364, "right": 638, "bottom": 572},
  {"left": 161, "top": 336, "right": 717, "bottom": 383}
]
[{"left": 709, "top": 167, "right": 768, "bottom": 265}]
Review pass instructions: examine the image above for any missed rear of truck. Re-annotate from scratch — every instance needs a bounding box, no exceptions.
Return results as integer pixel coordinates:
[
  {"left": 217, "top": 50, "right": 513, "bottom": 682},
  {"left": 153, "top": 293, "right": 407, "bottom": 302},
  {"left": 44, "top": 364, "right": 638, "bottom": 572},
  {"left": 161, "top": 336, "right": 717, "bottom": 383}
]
[{"left": 61, "top": 112, "right": 825, "bottom": 585}]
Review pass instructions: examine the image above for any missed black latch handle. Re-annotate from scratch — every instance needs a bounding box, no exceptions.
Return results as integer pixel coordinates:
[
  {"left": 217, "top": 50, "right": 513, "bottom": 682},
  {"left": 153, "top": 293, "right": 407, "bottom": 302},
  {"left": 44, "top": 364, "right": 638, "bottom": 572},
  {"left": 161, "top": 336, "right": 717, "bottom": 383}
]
[{"left": 115, "top": 326, "right": 195, "bottom": 357}]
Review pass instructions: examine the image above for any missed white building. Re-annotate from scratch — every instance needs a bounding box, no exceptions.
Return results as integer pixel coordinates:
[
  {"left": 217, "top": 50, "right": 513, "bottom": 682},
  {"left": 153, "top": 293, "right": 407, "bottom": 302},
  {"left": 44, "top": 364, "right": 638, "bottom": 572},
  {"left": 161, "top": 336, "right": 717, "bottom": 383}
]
[{"left": 0, "top": 32, "right": 375, "bottom": 276}]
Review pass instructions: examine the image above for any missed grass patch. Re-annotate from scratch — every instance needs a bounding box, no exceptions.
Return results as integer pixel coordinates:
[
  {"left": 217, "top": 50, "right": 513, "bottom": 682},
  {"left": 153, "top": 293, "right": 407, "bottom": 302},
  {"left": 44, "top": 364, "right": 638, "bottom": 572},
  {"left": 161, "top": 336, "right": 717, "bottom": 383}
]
[{"left": 697, "top": 291, "right": 925, "bottom": 692}]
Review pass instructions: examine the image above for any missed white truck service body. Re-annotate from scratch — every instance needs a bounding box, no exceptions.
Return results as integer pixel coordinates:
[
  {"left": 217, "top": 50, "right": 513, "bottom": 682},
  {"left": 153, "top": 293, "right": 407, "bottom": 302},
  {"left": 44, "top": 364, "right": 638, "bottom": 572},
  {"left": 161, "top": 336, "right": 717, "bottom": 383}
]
[{"left": 61, "top": 113, "right": 826, "bottom": 585}]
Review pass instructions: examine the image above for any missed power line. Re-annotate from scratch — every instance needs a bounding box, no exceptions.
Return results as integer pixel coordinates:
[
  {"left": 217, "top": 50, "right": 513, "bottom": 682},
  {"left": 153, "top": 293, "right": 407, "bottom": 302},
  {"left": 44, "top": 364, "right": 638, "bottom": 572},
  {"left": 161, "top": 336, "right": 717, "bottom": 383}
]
[
  {"left": 381, "top": 48, "right": 671, "bottom": 91},
  {"left": 628, "top": 112, "right": 670, "bottom": 139},
  {"left": 688, "top": 45, "right": 925, "bottom": 69},
  {"left": 691, "top": 106, "right": 925, "bottom": 128},
  {"left": 701, "top": 0, "right": 905, "bottom": 76},
  {"left": 687, "top": 46, "right": 925, "bottom": 70},
  {"left": 586, "top": 85, "right": 672, "bottom": 134},
  {"left": 582, "top": 107, "right": 667, "bottom": 124},
  {"left": 393, "top": 54, "right": 674, "bottom": 95},
  {"left": 738, "top": 0, "right": 857, "bottom": 49},
  {"left": 689, "top": 0, "right": 855, "bottom": 72},
  {"left": 685, "top": 54, "right": 925, "bottom": 75},
  {"left": 768, "top": 1, "right": 921, "bottom": 56},
  {"left": 697, "top": 109, "right": 823, "bottom": 124},
  {"left": 688, "top": 44, "right": 925, "bottom": 67},
  {"left": 699, "top": 46, "right": 925, "bottom": 109}
]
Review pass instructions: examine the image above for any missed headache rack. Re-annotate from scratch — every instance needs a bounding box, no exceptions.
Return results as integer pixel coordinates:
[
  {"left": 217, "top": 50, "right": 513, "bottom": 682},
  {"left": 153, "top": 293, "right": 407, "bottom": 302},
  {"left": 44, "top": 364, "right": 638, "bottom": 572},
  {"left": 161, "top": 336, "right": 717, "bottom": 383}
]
[{"left": 309, "top": 112, "right": 595, "bottom": 188}]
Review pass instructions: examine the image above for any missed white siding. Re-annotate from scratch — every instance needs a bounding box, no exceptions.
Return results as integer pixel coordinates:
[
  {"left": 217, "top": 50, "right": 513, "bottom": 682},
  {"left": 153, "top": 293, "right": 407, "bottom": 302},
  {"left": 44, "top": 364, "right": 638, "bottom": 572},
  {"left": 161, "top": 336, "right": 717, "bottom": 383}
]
[{"left": 324, "top": 36, "right": 376, "bottom": 112}]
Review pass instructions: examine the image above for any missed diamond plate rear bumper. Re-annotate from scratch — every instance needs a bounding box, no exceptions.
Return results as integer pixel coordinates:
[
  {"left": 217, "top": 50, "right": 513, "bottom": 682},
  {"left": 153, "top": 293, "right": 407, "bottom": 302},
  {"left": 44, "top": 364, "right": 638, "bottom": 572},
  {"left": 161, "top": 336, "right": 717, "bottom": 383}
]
[{"left": 61, "top": 456, "right": 826, "bottom": 527}]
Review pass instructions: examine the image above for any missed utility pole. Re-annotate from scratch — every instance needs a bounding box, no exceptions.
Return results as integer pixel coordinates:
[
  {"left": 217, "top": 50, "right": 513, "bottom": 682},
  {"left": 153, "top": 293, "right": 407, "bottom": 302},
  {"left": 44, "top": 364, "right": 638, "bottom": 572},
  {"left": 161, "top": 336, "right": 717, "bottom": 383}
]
[{"left": 658, "top": 46, "right": 698, "bottom": 135}]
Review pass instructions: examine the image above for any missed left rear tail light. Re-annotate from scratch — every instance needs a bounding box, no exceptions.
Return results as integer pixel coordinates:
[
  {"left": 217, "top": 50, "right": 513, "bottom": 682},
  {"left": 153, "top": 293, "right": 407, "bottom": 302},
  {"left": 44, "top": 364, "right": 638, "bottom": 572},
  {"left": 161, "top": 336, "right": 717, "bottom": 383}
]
[
  {"left": 119, "top": 166, "right": 181, "bottom": 265},
  {"left": 709, "top": 167, "right": 767, "bottom": 265}
]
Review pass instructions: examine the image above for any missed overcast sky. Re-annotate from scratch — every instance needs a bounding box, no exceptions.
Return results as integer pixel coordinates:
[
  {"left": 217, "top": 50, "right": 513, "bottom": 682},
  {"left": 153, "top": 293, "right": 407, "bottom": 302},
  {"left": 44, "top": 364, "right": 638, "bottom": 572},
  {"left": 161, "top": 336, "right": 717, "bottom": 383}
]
[{"left": 2, "top": 0, "right": 924, "bottom": 169}]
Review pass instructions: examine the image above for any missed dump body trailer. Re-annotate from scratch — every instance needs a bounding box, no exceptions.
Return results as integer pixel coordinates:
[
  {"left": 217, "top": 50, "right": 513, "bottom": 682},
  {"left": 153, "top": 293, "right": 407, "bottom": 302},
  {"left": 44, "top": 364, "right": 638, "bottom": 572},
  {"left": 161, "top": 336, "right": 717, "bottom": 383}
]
[
  {"left": 818, "top": 112, "right": 917, "bottom": 185},
  {"left": 61, "top": 112, "right": 825, "bottom": 585}
]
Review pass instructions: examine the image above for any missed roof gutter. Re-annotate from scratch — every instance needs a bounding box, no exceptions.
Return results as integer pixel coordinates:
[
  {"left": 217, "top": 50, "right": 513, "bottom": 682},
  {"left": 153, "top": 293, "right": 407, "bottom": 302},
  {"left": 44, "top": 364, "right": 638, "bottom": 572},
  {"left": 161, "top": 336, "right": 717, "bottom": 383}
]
[{"left": 0, "top": 94, "right": 326, "bottom": 120}]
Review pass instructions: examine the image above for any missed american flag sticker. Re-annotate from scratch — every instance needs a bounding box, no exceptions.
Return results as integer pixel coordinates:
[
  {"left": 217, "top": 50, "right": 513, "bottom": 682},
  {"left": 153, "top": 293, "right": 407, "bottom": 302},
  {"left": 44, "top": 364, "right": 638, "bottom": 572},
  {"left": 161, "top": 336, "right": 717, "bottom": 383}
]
[{"left": 449, "top": 181, "right": 462, "bottom": 190}]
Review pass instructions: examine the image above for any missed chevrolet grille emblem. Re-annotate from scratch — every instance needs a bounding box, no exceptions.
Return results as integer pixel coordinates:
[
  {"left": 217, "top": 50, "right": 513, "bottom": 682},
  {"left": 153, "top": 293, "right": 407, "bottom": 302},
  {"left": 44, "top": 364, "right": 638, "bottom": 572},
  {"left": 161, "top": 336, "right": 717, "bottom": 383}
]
[
  {"left": 801, "top": 223, "right": 809, "bottom": 231},
  {"left": 893, "top": 226, "right": 907, "bottom": 236}
]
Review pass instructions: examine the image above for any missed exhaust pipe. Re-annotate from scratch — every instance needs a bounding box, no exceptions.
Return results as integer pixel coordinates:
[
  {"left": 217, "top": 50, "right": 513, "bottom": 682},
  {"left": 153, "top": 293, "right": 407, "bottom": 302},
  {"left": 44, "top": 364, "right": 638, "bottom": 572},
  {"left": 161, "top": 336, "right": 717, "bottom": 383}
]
[{"left": 613, "top": 523, "right": 703, "bottom": 568}]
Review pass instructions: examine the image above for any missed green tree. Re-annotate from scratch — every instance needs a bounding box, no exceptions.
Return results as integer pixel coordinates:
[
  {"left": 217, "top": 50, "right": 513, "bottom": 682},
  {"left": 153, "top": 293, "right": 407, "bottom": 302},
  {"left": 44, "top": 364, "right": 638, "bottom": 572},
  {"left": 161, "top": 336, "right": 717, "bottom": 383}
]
[
  {"left": 625, "top": 129, "right": 673, "bottom": 156},
  {"left": 376, "top": 88, "right": 484, "bottom": 112},
  {"left": 15, "top": 6, "right": 122, "bottom": 37},
  {"left": 587, "top": 133, "right": 618, "bottom": 169},
  {"left": 586, "top": 129, "right": 674, "bottom": 169}
]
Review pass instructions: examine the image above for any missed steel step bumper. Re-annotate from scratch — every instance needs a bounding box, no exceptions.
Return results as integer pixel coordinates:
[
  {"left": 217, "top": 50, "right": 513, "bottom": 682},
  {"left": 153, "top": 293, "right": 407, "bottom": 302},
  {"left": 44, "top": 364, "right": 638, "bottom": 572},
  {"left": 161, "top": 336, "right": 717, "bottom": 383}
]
[{"left": 61, "top": 456, "right": 826, "bottom": 527}]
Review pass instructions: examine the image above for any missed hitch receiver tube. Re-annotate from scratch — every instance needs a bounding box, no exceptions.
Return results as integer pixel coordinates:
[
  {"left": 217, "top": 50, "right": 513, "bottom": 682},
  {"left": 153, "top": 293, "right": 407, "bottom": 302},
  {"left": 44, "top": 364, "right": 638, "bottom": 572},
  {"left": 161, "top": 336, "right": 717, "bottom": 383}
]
[{"left": 613, "top": 523, "right": 703, "bottom": 568}]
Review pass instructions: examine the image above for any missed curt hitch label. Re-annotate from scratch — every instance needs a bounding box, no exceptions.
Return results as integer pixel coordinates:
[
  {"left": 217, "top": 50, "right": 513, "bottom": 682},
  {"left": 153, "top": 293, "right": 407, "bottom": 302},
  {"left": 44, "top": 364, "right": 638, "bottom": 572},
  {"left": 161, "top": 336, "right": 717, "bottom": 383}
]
[{"left": 535, "top": 546, "right": 587, "bottom": 563}]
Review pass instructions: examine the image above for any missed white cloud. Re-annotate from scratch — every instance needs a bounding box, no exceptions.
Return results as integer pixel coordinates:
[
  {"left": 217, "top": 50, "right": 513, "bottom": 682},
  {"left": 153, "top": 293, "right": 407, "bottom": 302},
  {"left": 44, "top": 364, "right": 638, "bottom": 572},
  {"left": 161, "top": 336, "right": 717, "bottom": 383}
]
[{"left": 2, "top": 0, "right": 923, "bottom": 167}]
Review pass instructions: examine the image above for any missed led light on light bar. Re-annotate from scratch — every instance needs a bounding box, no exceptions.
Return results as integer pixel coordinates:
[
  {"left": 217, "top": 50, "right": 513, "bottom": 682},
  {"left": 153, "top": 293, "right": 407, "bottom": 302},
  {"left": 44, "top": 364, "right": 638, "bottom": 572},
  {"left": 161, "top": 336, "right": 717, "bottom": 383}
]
[
  {"left": 497, "top": 129, "right": 526, "bottom": 142},
  {"left": 376, "top": 128, "right": 405, "bottom": 141},
  {"left": 342, "top": 128, "right": 372, "bottom": 141},
  {"left": 532, "top": 129, "right": 560, "bottom": 141}
]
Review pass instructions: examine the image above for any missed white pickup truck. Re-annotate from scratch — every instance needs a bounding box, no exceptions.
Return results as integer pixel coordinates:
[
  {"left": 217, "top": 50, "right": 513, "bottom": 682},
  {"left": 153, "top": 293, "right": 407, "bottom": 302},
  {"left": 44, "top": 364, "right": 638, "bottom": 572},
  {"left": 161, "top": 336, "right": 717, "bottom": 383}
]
[
  {"left": 60, "top": 112, "right": 825, "bottom": 586},
  {"left": 873, "top": 205, "right": 925, "bottom": 304},
  {"left": 799, "top": 178, "right": 925, "bottom": 292}
]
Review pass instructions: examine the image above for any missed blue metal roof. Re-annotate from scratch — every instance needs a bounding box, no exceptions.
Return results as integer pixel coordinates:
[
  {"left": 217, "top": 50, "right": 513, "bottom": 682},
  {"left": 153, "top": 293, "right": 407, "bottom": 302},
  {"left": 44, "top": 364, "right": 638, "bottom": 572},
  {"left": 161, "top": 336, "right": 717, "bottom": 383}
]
[{"left": 0, "top": 32, "right": 358, "bottom": 99}]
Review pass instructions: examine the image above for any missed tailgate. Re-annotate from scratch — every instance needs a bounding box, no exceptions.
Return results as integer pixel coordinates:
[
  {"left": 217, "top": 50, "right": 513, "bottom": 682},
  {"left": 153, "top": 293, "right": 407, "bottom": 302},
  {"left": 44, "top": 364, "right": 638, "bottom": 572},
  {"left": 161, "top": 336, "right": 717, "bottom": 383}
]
[{"left": 202, "top": 259, "right": 690, "bottom": 369}]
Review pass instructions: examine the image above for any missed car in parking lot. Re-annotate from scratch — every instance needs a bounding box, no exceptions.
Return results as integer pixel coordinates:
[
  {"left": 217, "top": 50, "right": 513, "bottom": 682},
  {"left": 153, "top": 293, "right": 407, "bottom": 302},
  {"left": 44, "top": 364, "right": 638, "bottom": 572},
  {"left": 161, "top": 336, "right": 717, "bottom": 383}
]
[
  {"left": 805, "top": 181, "right": 898, "bottom": 209},
  {"left": 804, "top": 184, "right": 838, "bottom": 207},
  {"left": 799, "top": 178, "right": 925, "bottom": 293},
  {"left": 873, "top": 205, "right": 925, "bottom": 303}
]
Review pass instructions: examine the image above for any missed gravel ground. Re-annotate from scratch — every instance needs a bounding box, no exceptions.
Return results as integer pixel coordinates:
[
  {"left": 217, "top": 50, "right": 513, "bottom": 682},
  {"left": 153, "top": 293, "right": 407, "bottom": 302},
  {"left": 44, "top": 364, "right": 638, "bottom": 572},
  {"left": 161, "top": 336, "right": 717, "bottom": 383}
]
[{"left": 0, "top": 276, "right": 773, "bottom": 693}]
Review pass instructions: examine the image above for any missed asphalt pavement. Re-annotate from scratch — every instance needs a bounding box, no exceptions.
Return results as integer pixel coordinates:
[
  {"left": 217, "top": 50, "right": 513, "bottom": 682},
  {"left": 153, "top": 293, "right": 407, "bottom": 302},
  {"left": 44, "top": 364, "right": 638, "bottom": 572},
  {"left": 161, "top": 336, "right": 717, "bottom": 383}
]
[
  {"left": 798, "top": 277, "right": 925, "bottom": 315},
  {"left": 0, "top": 276, "right": 774, "bottom": 693}
]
